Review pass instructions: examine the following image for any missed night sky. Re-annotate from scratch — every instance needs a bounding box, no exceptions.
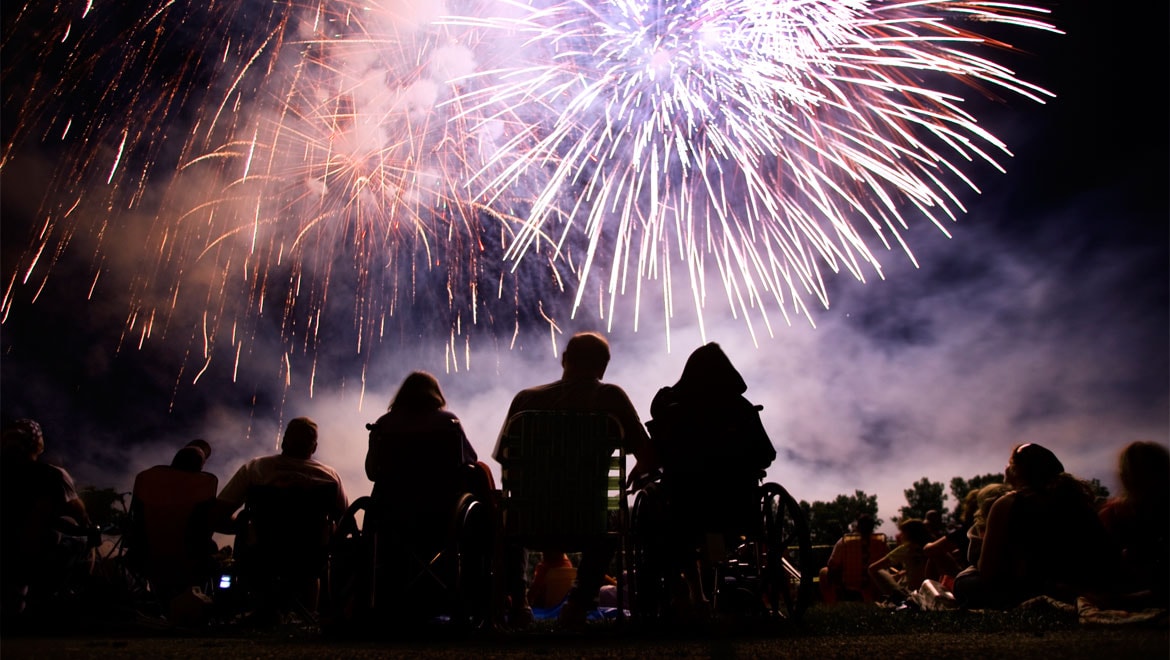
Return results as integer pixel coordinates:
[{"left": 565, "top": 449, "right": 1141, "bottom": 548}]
[{"left": 2, "top": 1, "right": 1166, "bottom": 531}]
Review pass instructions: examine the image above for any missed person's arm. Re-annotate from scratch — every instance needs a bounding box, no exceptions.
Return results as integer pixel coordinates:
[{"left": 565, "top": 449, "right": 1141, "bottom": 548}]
[
  {"left": 493, "top": 395, "right": 525, "bottom": 462},
  {"left": 54, "top": 466, "right": 93, "bottom": 531},
  {"left": 824, "top": 539, "right": 845, "bottom": 580},
  {"left": 868, "top": 551, "right": 893, "bottom": 582},
  {"left": 333, "top": 475, "right": 349, "bottom": 522},
  {"left": 606, "top": 385, "right": 658, "bottom": 486},
  {"left": 976, "top": 492, "right": 1016, "bottom": 582},
  {"left": 365, "top": 431, "right": 385, "bottom": 483},
  {"left": 454, "top": 419, "right": 477, "bottom": 464},
  {"left": 211, "top": 465, "right": 249, "bottom": 534}
]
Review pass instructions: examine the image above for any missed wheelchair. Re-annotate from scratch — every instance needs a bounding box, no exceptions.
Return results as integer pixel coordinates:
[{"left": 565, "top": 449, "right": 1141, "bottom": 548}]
[
  {"left": 326, "top": 464, "right": 495, "bottom": 635},
  {"left": 628, "top": 474, "right": 814, "bottom": 624}
]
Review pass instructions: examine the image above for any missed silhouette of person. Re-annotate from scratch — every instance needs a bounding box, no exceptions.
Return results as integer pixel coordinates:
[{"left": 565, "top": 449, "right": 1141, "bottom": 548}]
[
  {"left": 216, "top": 418, "right": 348, "bottom": 523},
  {"left": 1097, "top": 440, "right": 1169, "bottom": 608},
  {"left": 649, "top": 342, "right": 775, "bottom": 535},
  {"left": 128, "top": 439, "right": 219, "bottom": 603},
  {"left": 365, "top": 371, "right": 478, "bottom": 500},
  {"left": 818, "top": 513, "right": 890, "bottom": 604},
  {"left": 494, "top": 331, "right": 654, "bottom": 628},
  {"left": 645, "top": 342, "right": 776, "bottom": 611},
  {"left": 0, "top": 419, "right": 95, "bottom": 628},
  {"left": 924, "top": 489, "right": 981, "bottom": 581},
  {"left": 214, "top": 417, "right": 348, "bottom": 618},
  {"left": 869, "top": 518, "right": 931, "bottom": 605},
  {"left": 364, "top": 371, "right": 489, "bottom": 616},
  {"left": 953, "top": 443, "right": 1117, "bottom": 609}
]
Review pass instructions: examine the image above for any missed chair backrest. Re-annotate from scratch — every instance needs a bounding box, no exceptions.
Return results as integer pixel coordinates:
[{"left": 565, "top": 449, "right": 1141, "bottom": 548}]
[
  {"left": 368, "top": 426, "right": 468, "bottom": 508},
  {"left": 839, "top": 532, "right": 889, "bottom": 591},
  {"left": 367, "top": 427, "right": 476, "bottom": 550},
  {"left": 245, "top": 481, "right": 339, "bottom": 574},
  {"left": 497, "top": 410, "right": 625, "bottom": 546}
]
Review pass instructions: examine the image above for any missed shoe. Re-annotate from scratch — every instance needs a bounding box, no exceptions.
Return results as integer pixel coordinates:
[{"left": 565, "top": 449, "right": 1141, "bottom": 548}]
[
  {"left": 557, "top": 599, "right": 588, "bottom": 631},
  {"left": 509, "top": 603, "right": 534, "bottom": 629}
]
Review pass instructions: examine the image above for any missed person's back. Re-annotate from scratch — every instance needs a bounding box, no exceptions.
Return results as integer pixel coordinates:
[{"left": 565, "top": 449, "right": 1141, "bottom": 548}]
[
  {"left": 649, "top": 343, "right": 775, "bottom": 536},
  {"left": 495, "top": 332, "right": 651, "bottom": 629},
  {"left": 1099, "top": 441, "right": 1169, "bottom": 606},
  {"left": 129, "top": 443, "right": 218, "bottom": 600},
  {"left": 365, "top": 372, "right": 477, "bottom": 512},
  {"left": 215, "top": 417, "right": 347, "bottom": 618},
  {"left": 1003, "top": 478, "right": 1114, "bottom": 602}
]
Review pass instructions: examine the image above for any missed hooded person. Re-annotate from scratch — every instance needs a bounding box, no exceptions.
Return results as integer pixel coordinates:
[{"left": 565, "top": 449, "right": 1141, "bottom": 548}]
[
  {"left": 644, "top": 343, "right": 778, "bottom": 614},
  {"left": 648, "top": 342, "right": 777, "bottom": 525}
]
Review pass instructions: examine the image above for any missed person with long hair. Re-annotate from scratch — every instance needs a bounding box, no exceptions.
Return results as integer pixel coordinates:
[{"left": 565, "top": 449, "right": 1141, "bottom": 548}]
[
  {"left": 365, "top": 371, "right": 476, "bottom": 490},
  {"left": 1097, "top": 441, "right": 1169, "bottom": 607},
  {"left": 953, "top": 443, "right": 1117, "bottom": 608}
]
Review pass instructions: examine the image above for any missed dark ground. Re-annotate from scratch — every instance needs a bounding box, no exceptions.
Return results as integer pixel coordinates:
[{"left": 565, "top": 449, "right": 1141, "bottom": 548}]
[
  {"left": 3, "top": 604, "right": 1166, "bottom": 659},
  {"left": 2, "top": 629, "right": 1168, "bottom": 660}
]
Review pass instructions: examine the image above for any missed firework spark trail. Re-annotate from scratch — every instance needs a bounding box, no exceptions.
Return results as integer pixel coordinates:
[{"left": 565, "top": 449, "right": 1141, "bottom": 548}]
[
  {"left": 2, "top": 0, "right": 569, "bottom": 387},
  {"left": 445, "top": 0, "right": 1059, "bottom": 346},
  {"left": 1, "top": 0, "right": 1058, "bottom": 390}
]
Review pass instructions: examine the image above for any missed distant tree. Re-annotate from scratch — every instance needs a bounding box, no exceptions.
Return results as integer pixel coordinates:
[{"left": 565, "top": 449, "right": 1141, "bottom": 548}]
[
  {"left": 799, "top": 490, "right": 881, "bottom": 546},
  {"left": 1084, "top": 478, "right": 1110, "bottom": 505},
  {"left": 948, "top": 472, "right": 1005, "bottom": 519},
  {"left": 897, "top": 477, "right": 946, "bottom": 523}
]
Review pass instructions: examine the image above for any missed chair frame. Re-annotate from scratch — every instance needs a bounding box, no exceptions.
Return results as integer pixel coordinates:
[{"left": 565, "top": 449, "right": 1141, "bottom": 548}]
[
  {"left": 237, "top": 480, "right": 340, "bottom": 622},
  {"left": 629, "top": 479, "right": 813, "bottom": 623},
  {"left": 496, "top": 409, "right": 628, "bottom": 621}
]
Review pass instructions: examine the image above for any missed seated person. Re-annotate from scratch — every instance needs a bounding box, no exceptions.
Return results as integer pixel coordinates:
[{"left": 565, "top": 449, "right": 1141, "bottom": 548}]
[
  {"left": 869, "top": 519, "right": 931, "bottom": 605},
  {"left": 1097, "top": 440, "right": 1169, "bottom": 608},
  {"left": 0, "top": 419, "right": 95, "bottom": 627},
  {"left": 494, "top": 331, "right": 654, "bottom": 629},
  {"left": 365, "top": 371, "right": 480, "bottom": 531},
  {"left": 214, "top": 417, "right": 348, "bottom": 618},
  {"left": 953, "top": 443, "right": 1118, "bottom": 609},
  {"left": 364, "top": 371, "right": 486, "bottom": 615},
  {"left": 818, "top": 514, "right": 889, "bottom": 604},
  {"left": 647, "top": 342, "right": 777, "bottom": 612},
  {"left": 965, "top": 482, "right": 1011, "bottom": 567},
  {"left": 924, "top": 489, "right": 980, "bottom": 581},
  {"left": 128, "top": 439, "right": 219, "bottom": 602}
]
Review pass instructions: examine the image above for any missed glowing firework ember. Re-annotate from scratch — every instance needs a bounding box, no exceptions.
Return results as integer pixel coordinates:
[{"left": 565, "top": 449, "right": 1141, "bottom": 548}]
[{"left": 1, "top": 0, "right": 1058, "bottom": 387}]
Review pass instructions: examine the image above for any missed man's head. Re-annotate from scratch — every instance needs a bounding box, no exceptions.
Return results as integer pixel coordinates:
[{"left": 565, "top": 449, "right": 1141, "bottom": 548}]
[
  {"left": 281, "top": 417, "right": 318, "bottom": 459},
  {"left": 561, "top": 332, "right": 610, "bottom": 380},
  {"left": 1, "top": 419, "right": 45, "bottom": 461},
  {"left": 855, "top": 513, "right": 875, "bottom": 536},
  {"left": 171, "top": 439, "right": 211, "bottom": 471}
]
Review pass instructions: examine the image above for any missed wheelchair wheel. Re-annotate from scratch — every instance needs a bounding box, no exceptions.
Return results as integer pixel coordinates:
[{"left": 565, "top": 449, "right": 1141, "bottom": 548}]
[
  {"left": 628, "top": 488, "right": 669, "bottom": 622},
  {"left": 453, "top": 493, "right": 493, "bottom": 629},
  {"left": 759, "top": 483, "right": 813, "bottom": 621}
]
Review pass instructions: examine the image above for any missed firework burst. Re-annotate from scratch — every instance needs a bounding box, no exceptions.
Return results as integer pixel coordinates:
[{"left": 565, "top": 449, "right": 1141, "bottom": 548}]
[
  {"left": 1, "top": 0, "right": 1058, "bottom": 389},
  {"left": 446, "top": 0, "right": 1059, "bottom": 347}
]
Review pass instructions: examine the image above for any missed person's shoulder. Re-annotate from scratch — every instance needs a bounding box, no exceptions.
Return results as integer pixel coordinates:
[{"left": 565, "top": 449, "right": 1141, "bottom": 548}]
[
  {"left": 596, "top": 381, "right": 634, "bottom": 400},
  {"left": 306, "top": 458, "right": 344, "bottom": 481},
  {"left": 988, "top": 490, "right": 1019, "bottom": 517},
  {"left": 433, "top": 409, "right": 462, "bottom": 424}
]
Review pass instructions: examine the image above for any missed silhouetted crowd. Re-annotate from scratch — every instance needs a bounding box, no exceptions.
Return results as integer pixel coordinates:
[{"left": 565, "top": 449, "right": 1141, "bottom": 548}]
[{"left": 2, "top": 332, "right": 1166, "bottom": 634}]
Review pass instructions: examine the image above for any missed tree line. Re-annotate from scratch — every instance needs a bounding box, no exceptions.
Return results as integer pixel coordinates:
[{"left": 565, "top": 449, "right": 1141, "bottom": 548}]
[{"left": 799, "top": 472, "right": 1110, "bottom": 546}]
